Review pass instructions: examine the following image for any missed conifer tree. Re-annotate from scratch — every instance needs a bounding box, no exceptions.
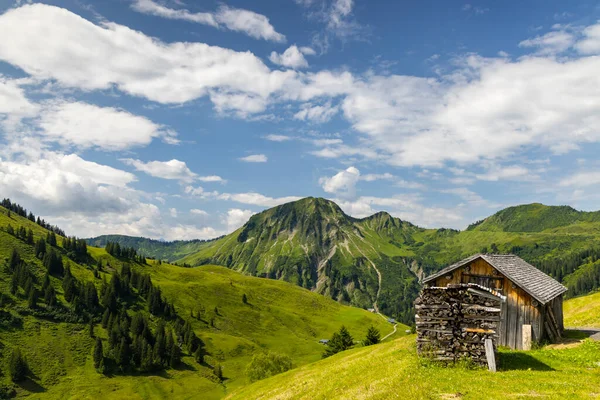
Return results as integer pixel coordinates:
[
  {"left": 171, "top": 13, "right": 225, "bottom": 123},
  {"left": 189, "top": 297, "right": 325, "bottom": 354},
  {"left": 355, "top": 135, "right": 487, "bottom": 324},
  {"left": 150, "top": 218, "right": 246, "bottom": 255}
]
[
  {"left": 322, "top": 326, "right": 354, "bottom": 358},
  {"left": 27, "top": 288, "right": 38, "bottom": 309},
  {"left": 10, "top": 273, "right": 18, "bottom": 295},
  {"left": 363, "top": 325, "right": 381, "bottom": 346},
  {"left": 44, "top": 285, "right": 57, "bottom": 308},
  {"left": 26, "top": 228, "right": 33, "bottom": 245},
  {"left": 8, "top": 348, "right": 28, "bottom": 382},
  {"left": 35, "top": 238, "right": 47, "bottom": 258},
  {"left": 8, "top": 248, "right": 20, "bottom": 272},
  {"left": 214, "top": 363, "right": 223, "bottom": 381},
  {"left": 169, "top": 339, "right": 180, "bottom": 368},
  {"left": 93, "top": 337, "right": 104, "bottom": 370}
]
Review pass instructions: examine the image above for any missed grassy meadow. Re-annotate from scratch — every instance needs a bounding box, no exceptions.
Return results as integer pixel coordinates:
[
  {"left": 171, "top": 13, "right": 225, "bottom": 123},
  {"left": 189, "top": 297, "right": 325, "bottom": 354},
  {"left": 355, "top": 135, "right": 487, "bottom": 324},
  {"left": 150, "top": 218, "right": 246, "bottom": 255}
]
[
  {"left": 227, "top": 334, "right": 600, "bottom": 400},
  {"left": 564, "top": 291, "right": 600, "bottom": 328}
]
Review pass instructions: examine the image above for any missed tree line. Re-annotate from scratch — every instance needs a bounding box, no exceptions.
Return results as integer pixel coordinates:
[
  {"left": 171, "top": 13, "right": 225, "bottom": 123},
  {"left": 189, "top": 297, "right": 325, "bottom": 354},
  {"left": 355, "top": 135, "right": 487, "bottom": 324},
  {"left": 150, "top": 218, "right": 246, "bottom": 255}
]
[
  {"left": 2, "top": 198, "right": 65, "bottom": 236},
  {"left": 105, "top": 241, "right": 147, "bottom": 264}
]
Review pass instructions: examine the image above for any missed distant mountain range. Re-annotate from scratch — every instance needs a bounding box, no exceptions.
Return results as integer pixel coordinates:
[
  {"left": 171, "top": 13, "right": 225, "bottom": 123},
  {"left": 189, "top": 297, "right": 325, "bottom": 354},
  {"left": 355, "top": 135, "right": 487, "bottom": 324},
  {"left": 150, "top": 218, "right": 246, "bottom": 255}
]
[{"left": 88, "top": 198, "right": 600, "bottom": 324}]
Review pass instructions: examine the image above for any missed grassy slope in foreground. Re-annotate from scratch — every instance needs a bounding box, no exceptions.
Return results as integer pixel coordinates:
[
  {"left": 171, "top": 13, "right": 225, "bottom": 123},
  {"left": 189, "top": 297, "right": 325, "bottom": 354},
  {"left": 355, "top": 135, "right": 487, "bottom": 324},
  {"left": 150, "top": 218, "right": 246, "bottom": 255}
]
[
  {"left": 564, "top": 291, "right": 600, "bottom": 328},
  {"left": 227, "top": 335, "right": 600, "bottom": 400}
]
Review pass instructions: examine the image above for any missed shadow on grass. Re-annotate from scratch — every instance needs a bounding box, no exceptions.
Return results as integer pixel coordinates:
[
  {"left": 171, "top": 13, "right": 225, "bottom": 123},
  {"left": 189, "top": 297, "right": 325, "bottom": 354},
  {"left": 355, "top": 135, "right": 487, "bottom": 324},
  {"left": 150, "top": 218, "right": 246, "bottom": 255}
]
[
  {"left": 497, "top": 352, "right": 554, "bottom": 371},
  {"left": 16, "top": 377, "right": 46, "bottom": 393}
]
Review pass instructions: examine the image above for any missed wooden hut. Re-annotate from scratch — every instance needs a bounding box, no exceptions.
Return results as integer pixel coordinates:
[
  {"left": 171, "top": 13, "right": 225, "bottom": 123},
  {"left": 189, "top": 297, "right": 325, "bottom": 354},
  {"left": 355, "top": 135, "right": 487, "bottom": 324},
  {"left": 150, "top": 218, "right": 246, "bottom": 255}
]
[{"left": 422, "top": 254, "right": 567, "bottom": 349}]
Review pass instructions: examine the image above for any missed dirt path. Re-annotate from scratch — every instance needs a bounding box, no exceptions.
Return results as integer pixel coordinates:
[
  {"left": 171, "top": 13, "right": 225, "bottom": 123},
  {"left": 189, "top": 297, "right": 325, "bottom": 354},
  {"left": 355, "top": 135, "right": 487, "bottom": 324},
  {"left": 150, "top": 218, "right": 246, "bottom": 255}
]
[
  {"left": 566, "top": 327, "right": 600, "bottom": 341},
  {"left": 380, "top": 321, "right": 397, "bottom": 341}
]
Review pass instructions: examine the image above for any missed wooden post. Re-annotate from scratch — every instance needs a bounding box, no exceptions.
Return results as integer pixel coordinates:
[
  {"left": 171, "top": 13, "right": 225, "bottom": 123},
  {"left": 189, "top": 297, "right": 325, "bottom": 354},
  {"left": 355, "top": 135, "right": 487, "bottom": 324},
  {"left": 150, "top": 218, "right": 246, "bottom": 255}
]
[
  {"left": 484, "top": 339, "right": 496, "bottom": 372},
  {"left": 522, "top": 324, "right": 532, "bottom": 351}
]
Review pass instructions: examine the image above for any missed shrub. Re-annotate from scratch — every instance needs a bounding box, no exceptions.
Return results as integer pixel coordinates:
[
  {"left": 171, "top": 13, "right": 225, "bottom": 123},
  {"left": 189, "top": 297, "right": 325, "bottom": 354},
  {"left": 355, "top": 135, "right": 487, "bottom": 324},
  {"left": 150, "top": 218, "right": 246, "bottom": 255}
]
[{"left": 246, "top": 351, "right": 293, "bottom": 382}]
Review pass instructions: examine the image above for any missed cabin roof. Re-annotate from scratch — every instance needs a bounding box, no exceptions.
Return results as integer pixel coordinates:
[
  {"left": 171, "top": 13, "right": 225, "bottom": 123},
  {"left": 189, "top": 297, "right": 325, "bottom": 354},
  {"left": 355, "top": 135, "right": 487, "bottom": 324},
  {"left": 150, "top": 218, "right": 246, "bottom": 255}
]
[{"left": 423, "top": 254, "right": 567, "bottom": 305}]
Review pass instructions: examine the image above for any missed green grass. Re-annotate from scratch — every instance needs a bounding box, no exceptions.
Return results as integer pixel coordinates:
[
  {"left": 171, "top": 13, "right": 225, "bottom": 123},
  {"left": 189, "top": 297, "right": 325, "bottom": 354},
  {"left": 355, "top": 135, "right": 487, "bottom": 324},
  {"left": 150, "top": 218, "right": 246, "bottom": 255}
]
[
  {"left": 564, "top": 291, "right": 600, "bottom": 328},
  {"left": 226, "top": 335, "right": 600, "bottom": 400}
]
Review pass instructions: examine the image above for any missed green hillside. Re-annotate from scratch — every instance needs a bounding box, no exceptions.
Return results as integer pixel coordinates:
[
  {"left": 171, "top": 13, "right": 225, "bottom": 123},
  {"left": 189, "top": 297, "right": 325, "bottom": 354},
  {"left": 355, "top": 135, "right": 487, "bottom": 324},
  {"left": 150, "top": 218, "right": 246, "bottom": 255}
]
[
  {"left": 0, "top": 204, "right": 402, "bottom": 399},
  {"left": 86, "top": 234, "right": 217, "bottom": 262},
  {"left": 169, "top": 198, "right": 600, "bottom": 325},
  {"left": 564, "top": 291, "right": 600, "bottom": 328},
  {"left": 227, "top": 334, "right": 600, "bottom": 400}
]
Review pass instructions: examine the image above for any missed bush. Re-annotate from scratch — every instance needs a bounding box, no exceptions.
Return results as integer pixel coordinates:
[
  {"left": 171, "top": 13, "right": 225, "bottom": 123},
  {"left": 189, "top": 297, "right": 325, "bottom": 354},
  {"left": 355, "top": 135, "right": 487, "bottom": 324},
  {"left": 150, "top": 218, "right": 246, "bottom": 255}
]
[{"left": 246, "top": 351, "right": 293, "bottom": 382}]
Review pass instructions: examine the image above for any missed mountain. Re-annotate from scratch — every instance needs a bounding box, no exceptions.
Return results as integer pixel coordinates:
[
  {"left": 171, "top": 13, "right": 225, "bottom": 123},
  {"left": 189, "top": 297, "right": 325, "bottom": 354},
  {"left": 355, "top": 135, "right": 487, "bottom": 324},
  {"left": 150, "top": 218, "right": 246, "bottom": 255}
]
[
  {"left": 467, "top": 203, "right": 600, "bottom": 232},
  {"left": 170, "top": 199, "right": 600, "bottom": 324},
  {"left": 86, "top": 234, "right": 219, "bottom": 261},
  {"left": 178, "top": 197, "right": 424, "bottom": 323},
  {"left": 0, "top": 202, "right": 399, "bottom": 399}
]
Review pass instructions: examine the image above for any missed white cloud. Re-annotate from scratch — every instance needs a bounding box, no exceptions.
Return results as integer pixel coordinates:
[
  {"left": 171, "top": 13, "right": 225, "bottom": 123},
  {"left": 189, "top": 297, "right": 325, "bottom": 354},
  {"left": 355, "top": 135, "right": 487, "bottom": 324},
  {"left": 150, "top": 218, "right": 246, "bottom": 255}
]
[
  {"left": 131, "top": 0, "right": 285, "bottom": 42},
  {"left": 169, "top": 207, "right": 178, "bottom": 217},
  {"left": 122, "top": 159, "right": 197, "bottom": 182},
  {"left": 328, "top": 0, "right": 357, "bottom": 37},
  {"left": 559, "top": 171, "right": 600, "bottom": 187},
  {"left": 575, "top": 23, "right": 600, "bottom": 55},
  {"left": 334, "top": 195, "right": 465, "bottom": 228},
  {"left": 225, "top": 208, "right": 255, "bottom": 231},
  {"left": 131, "top": 0, "right": 217, "bottom": 26},
  {"left": 361, "top": 172, "right": 394, "bottom": 182},
  {"left": 38, "top": 101, "right": 175, "bottom": 151},
  {"left": 300, "top": 47, "right": 316, "bottom": 56},
  {"left": 270, "top": 45, "right": 309, "bottom": 69},
  {"left": 0, "top": 76, "right": 38, "bottom": 125},
  {"left": 216, "top": 5, "right": 286, "bottom": 43},
  {"left": 263, "top": 134, "right": 293, "bottom": 142},
  {"left": 239, "top": 154, "right": 268, "bottom": 163},
  {"left": 294, "top": 101, "right": 339, "bottom": 123},
  {"left": 0, "top": 151, "right": 137, "bottom": 216},
  {"left": 197, "top": 175, "right": 225, "bottom": 183},
  {"left": 218, "top": 192, "right": 301, "bottom": 207},
  {"left": 474, "top": 165, "right": 534, "bottom": 181},
  {"left": 190, "top": 208, "right": 209, "bottom": 216},
  {"left": 0, "top": 4, "right": 294, "bottom": 113},
  {"left": 319, "top": 166, "right": 360, "bottom": 198},
  {"left": 519, "top": 30, "right": 575, "bottom": 55},
  {"left": 440, "top": 187, "right": 499, "bottom": 208}
]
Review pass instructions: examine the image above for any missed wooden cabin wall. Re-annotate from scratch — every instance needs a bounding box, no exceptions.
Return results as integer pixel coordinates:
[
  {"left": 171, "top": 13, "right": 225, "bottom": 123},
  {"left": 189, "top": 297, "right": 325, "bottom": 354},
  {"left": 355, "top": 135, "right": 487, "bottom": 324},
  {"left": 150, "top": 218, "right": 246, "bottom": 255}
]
[{"left": 432, "top": 259, "right": 544, "bottom": 349}]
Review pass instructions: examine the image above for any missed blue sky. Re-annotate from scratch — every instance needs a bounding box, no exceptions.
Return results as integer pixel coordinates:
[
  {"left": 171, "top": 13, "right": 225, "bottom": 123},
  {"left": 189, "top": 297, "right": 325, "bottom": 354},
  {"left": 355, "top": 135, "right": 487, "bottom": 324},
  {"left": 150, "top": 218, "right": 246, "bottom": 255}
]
[{"left": 1, "top": 0, "right": 600, "bottom": 239}]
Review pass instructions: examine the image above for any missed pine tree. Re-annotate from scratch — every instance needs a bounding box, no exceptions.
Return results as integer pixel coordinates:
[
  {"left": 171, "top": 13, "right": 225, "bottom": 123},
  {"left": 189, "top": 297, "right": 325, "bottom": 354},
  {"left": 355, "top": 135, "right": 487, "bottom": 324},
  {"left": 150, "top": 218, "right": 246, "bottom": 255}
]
[
  {"left": 35, "top": 238, "right": 46, "bottom": 258},
  {"left": 27, "top": 288, "right": 38, "bottom": 309},
  {"left": 44, "top": 285, "right": 57, "bottom": 308},
  {"left": 26, "top": 228, "right": 34, "bottom": 245},
  {"left": 8, "top": 348, "right": 28, "bottom": 382},
  {"left": 194, "top": 345, "right": 206, "bottom": 364},
  {"left": 10, "top": 273, "right": 19, "bottom": 295},
  {"left": 242, "top": 293, "right": 248, "bottom": 304},
  {"left": 8, "top": 248, "right": 20, "bottom": 272},
  {"left": 213, "top": 363, "right": 223, "bottom": 381},
  {"left": 363, "top": 325, "right": 381, "bottom": 346},
  {"left": 93, "top": 337, "right": 104, "bottom": 370},
  {"left": 116, "top": 337, "right": 130, "bottom": 369},
  {"left": 101, "top": 309, "right": 111, "bottom": 328},
  {"left": 323, "top": 326, "right": 354, "bottom": 358},
  {"left": 169, "top": 340, "right": 180, "bottom": 368}
]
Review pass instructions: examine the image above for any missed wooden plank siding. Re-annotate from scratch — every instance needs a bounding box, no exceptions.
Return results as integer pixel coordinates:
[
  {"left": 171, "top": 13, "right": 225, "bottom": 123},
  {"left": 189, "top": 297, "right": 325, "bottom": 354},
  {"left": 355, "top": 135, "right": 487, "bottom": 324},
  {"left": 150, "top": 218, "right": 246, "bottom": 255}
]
[{"left": 431, "top": 258, "right": 552, "bottom": 349}]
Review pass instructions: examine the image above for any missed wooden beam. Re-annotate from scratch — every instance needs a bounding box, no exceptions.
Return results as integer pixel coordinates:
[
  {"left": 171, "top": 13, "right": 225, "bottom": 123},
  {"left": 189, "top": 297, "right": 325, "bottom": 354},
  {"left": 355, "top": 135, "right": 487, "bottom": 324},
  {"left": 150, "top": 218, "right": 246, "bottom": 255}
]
[
  {"left": 547, "top": 307, "right": 562, "bottom": 340},
  {"left": 484, "top": 339, "right": 496, "bottom": 372},
  {"left": 522, "top": 324, "right": 532, "bottom": 351}
]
